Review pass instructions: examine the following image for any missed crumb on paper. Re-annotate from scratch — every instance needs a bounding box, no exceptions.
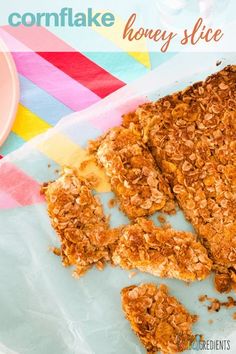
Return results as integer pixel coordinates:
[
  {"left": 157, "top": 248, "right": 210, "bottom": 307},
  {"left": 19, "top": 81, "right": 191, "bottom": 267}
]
[
  {"left": 128, "top": 271, "right": 137, "bottom": 279},
  {"left": 199, "top": 294, "right": 236, "bottom": 312},
  {"left": 208, "top": 299, "right": 221, "bottom": 312},
  {"left": 208, "top": 319, "right": 213, "bottom": 324},
  {"left": 49, "top": 246, "right": 61, "bottom": 256},
  {"left": 157, "top": 214, "right": 171, "bottom": 230},
  {"left": 40, "top": 181, "right": 51, "bottom": 195},
  {"left": 108, "top": 198, "right": 117, "bottom": 208},
  {"left": 47, "top": 164, "right": 51, "bottom": 168},
  {"left": 157, "top": 214, "right": 166, "bottom": 224},
  {"left": 199, "top": 295, "right": 208, "bottom": 302},
  {"left": 233, "top": 312, "right": 236, "bottom": 320}
]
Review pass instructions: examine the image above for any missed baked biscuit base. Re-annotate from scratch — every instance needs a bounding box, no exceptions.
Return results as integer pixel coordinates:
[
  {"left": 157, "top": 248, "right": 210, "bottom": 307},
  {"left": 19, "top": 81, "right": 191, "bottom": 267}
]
[
  {"left": 89, "top": 126, "right": 175, "bottom": 219},
  {"left": 42, "top": 168, "right": 117, "bottom": 277},
  {"left": 121, "top": 283, "right": 198, "bottom": 353},
  {"left": 126, "top": 65, "right": 236, "bottom": 291},
  {"left": 113, "top": 218, "right": 212, "bottom": 281}
]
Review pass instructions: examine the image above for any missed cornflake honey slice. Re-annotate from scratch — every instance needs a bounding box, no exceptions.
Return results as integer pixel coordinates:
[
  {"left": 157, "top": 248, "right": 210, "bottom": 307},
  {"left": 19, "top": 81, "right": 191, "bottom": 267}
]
[
  {"left": 112, "top": 218, "right": 212, "bottom": 281},
  {"left": 42, "top": 168, "right": 118, "bottom": 277},
  {"left": 132, "top": 65, "right": 236, "bottom": 292},
  {"left": 89, "top": 126, "right": 175, "bottom": 219},
  {"left": 121, "top": 283, "right": 198, "bottom": 354}
]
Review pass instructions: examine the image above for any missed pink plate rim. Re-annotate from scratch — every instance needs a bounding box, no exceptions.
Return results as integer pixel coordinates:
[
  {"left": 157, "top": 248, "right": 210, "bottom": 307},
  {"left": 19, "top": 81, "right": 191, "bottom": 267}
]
[{"left": 0, "top": 38, "right": 20, "bottom": 147}]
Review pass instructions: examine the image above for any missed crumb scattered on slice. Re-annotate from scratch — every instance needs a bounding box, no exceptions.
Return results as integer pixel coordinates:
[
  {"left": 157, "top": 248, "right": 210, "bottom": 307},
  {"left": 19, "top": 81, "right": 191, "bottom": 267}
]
[
  {"left": 90, "top": 126, "right": 175, "bottom": 219},
  {"left": 113, "top": 218, "right": 212, "bottom": 282},
  {"left": 121, "top": 283, "right": 198, "bottom": 354},
  {"left": 82, "top": 172, "right": 100, "bottom": 188},
  {"left": 42, "top": 167, "right": 118, "bottom": 277}
]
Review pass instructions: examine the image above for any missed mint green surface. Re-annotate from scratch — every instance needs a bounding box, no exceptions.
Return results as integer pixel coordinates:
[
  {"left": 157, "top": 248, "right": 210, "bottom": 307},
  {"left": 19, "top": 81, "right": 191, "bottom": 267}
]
[{"left": 0, "top": 203, "right": 235, "bottom": 354}]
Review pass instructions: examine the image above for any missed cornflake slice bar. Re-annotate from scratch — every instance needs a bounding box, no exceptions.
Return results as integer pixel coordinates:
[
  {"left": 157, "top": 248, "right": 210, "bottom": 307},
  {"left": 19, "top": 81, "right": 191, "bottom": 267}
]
[
  {"left": 135, "top": 65, "right": 236, "bottom": 291},
  {"left": 42, "top": 168, "right": 117, "bottom": 277},
  {"left": 112, "top": 218, "right": 212, "bottom": 281},
  {"left": 121, "top": 283, "right": 198, "bottom": 354},
  {"left": 89, "top": 126, "right": 175, "bottom": 219}
]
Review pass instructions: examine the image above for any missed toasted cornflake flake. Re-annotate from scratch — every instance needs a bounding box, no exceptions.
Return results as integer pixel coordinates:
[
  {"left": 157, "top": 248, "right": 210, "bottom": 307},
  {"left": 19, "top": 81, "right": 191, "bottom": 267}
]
[
  {"left": 121, "top": 283, "right": 198, "bottom": 354},
  {"left": 113, "top": 218, "right": 212, "bottom": 281},
  {"left": 128, "top": 271, "right": 137, "bottom": 279},
  {"left": 157, "top": 214, "right": 166, "bottom": 224},
  {"left": 132, "top": 65, "right": 236, "bottom": 291},
  {"left": 122, "top": 111, "right": 140, "bottom": 128},
  {"left": 214, "top": 272, "right": 232, "bottom": 293},
  {"left": 208, "top": 299, "right": 221, "bottom": 312},
  {"left": 50, "top": 246, "right": 61, "bottom": 256},
  {"left": 198, "top": 295, "right": 207, "bottom": 302},
  {"left": 108, "top": 198, "right": 117, "bottom": 208},
  {"left": 43, "top": 168, "right": 118, "bottom": 277},
  {"left": 90, "top": 126, "right": 175, "bottom": 219}
]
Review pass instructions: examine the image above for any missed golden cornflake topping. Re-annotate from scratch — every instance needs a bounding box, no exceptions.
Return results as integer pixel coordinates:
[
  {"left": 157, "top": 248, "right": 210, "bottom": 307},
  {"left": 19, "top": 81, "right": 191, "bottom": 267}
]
[
  {"left": 121, "top": 283, "right": 198, "bottom": 353},
  {"left": 134, "top": 65, "right": 236, "bottom": 291},
  {"left": 90, "top": 126, "right": 175, "bottom": 219},
  {"left": 42, "top": 168, "right": 117, "bottom": 277},
  {"left": 113, "top": 218, "right": 212, "bottom": 282}
]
